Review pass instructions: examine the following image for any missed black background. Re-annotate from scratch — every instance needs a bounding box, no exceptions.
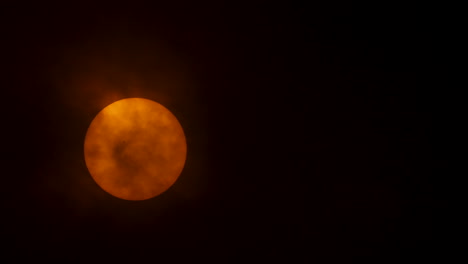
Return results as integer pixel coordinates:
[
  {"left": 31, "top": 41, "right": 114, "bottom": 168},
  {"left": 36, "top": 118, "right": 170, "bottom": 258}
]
[{"left": 1, "top": 1, "right": 441, "bottom": 263}]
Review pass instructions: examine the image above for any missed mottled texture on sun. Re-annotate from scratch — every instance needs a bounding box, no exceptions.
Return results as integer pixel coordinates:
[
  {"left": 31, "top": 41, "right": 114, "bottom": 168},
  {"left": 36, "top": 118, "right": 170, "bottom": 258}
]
[{"left": 84, "top": 98, "right": 187, "bottom": 200}]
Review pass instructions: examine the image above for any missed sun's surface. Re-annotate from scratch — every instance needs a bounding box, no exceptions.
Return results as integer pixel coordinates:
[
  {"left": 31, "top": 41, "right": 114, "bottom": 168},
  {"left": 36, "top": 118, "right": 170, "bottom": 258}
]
[{"left": 84, "top": 98, "right": 187, "bottom": 200}]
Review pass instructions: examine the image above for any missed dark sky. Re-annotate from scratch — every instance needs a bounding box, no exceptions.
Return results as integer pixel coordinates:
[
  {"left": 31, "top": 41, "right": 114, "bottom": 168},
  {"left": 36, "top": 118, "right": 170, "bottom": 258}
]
[{"left": 1, "top": 1, "right": 440, "bottom": 263}]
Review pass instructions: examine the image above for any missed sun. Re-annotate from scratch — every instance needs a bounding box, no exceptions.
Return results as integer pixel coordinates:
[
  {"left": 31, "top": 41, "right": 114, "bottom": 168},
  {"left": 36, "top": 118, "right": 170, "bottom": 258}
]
[{"left": 84, "top": 98, "right": 187, "bottom": 200}]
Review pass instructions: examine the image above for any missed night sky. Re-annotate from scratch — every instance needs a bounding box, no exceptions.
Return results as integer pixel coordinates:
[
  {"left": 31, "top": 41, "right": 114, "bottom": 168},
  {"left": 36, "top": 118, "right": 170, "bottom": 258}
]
[{"left": 1, "top": 1, "right": 440, "bottom": 263}]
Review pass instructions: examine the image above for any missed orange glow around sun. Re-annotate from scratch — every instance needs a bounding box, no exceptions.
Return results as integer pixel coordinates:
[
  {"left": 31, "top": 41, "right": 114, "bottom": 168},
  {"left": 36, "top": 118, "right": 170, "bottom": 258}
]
[{"left": 84, "top": 98, "right": 187, "bottom": 200}]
